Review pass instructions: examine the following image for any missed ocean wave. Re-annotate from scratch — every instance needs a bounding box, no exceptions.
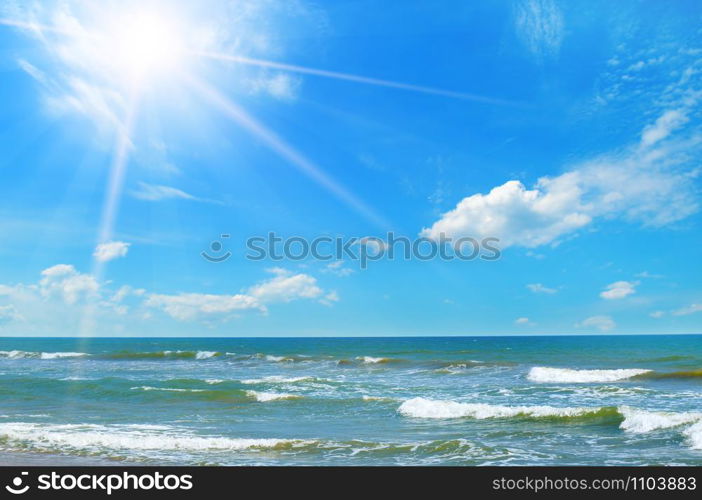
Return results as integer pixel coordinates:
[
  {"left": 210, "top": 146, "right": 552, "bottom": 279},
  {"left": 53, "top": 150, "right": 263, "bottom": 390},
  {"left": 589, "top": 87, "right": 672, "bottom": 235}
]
[
  {"left": 642, "top": 369, "right": 702, "bottom": 380},
  {"left": 0, "top": 350, "right": 87, "bottom": 360},
  {"left": 527, "top": 367, "right": 652, "bottom": 383},
  {"left": 245, "top": 390, "right": 302, "bottom": 402},
  {"left": 362, "top": 395, "right": 397, "bottom": 402},
  {"left": 398, "top": 397, "right": 613, "bottom": 420},
  {"left": 204, "top": 379, "right": 225, "bottom": 385},
  {"left": 0, "top": 423, "right": 313, "bottom": 453},
  {"left": 683, "top": 422, "right": 702, "bottom": 450},
  {"left": 96, "top": 350, "right": 222, "bottom": 360},
  {"left": 130, "top": 386, "right": 206, "bottom": 393},
  {"left": 356, "top": 356, "right": 394, "bottom": 364},
  {"left": 618, "top": 407, "right": 702, "bottom": 433},
  {"left": 241, "top": 376, "right": 324, "bottom": 385}
]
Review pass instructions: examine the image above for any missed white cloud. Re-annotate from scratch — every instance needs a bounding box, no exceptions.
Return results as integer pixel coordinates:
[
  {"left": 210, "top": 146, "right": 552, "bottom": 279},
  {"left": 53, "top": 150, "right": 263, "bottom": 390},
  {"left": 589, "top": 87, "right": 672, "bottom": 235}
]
[
  {"left": 600, "top": 281, "right": 637, "bottom": 300},
  {"left": 576, "top": 315, "right": 615, "bottom": 332},
  {"left": 248, "top": 268, "right": 324, "bottom": 303},
  {"left": 39, "top": 264, "right": 99, "bottom": 304},
  {"left": 649, "top": 310, "right": 665, "bottom": 319},
  {"left": 422, "top": 108, "right": 700, "bottom": 249},
  {"left": 672, "top": 304, "right": 702, "bottom": 316},
  {"left": 248, "top": 72, "right": 301, "bottom": 100},
  {"left": 146, "top": 268, "right": 333, "bottom": 321},
  {"left": 0, "top": 305, "right": 22, "bottom": 325},
  {"left": 130, "top": 182, "right": 195, "bottom": 202},
  {"left": 527, "top": 283, "right": 557, "bottom": 294},
  {"left": 17, "top": 58, "right": 48, "bottom": 85},
  {"left": 514, "top": 0, "right": 564, "bottom": 59},
  {"left": 144, "top": 293, "right": 263, "bottom": 321},
  {"left": 515, "top": 317, "right": 533, "bottom": 325},
  {"left": 324, "top": 261, "right": 354, "bottom": 277},
  {"left": 320, "top": 291, "right": 340, "bottom": 306},
  {"left": 636, "top": 271, "right": 664, "bottom": 279},
  {"left": 640, "top": 109, "right": 689, "bottom": 147},
  {"left": 93, "top": 241, "right": 130, "bottom": 262}
]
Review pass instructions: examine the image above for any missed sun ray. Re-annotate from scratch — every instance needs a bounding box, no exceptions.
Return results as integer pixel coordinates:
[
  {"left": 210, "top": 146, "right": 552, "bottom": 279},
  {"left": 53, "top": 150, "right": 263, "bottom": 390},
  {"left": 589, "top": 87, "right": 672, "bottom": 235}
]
[
  {"left": 195, "top": 51, "right": 520, "bottom": 106},
  {"left": 186, "top": 75, "right": 390, "bottom": 229}
]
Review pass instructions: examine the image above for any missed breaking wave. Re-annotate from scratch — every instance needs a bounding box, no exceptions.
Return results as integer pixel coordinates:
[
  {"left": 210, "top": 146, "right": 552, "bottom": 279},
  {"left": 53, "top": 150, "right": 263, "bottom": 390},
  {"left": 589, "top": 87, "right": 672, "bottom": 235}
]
[
  {"left": 0, "top": 350, "right": 87, "bottom": 360},
  {"left": 0, "top": 423, "right": 314, "bottom": 455},
  {"left": 245, "top": 390, "right": 303, "bottom": 402},
  {"left": 398, "top": 398, "right": 616, "bottom": 420},
  {"left": 527, "top": 367, "right": 652, "bottom": 383}
]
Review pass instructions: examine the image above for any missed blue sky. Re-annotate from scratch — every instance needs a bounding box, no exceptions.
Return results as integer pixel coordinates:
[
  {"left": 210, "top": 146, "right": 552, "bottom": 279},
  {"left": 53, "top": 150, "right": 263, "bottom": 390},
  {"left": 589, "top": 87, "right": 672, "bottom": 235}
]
[{"left": 0, "top": 0, "right": 701, "bottom": 336}]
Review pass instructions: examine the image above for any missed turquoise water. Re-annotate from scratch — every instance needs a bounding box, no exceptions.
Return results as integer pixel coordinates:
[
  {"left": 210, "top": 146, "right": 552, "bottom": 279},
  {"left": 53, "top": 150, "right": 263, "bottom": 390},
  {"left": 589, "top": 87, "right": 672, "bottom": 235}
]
[{"left": 0, "top": 335, "right": 701, "bottom": 465}]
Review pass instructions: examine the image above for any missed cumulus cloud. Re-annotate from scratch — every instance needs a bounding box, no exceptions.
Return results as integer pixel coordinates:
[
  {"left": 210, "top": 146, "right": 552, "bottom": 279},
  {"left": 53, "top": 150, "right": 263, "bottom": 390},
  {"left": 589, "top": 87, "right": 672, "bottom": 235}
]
[
  {"left": 422, "top": 108, "right": 700, "bottom": 249},
  {"left": 576, "top": 315, "right": 615, "bottom": 332},
  {"left": 515, "top": 317, "right": 533, "bottom": 325},
  {"left": 649, "top": 310, "right": 665, "bottom": 319},
  {"left": 1, "top": 261, "right": 335, "bottom": 330},
  {"left": 600, "top": 281, "right": 637, "bottom": 300},
  {"left": 514, "top": 0, "right": 564, "bottom": 59},
  {"left": 146, "top": 268, "right": 332, "bottom": 322},
  {"left": 39, "top": 264, "right": 99, "bottom": 304},
  {"left": 93, "top": 241, "right": 130, "bottom": 262},
  {"left": 248, "top": 268, "right": 324, "bottom": 303},
  {"left": 144, "top": 293, "right": 263, "bottom": 321},
  {"left": 0, "top": 305, "right": 22, "bottom": 325},
  {"left": 527, "top": 283, "right": 557, "bottom": 294}
]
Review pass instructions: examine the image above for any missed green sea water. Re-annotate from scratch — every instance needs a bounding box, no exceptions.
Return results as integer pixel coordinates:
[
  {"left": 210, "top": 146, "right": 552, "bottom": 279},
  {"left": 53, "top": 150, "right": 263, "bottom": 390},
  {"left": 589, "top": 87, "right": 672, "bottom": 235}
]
[{"left": 0, "top": 335, "right": 700, "bottom": 465}]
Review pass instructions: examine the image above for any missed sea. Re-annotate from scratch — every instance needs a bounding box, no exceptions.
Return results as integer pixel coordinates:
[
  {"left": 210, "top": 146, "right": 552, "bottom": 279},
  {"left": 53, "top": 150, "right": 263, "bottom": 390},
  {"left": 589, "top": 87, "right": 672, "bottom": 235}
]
[{"left": 0, "top": 335, "right": 700, "bottom": 465}]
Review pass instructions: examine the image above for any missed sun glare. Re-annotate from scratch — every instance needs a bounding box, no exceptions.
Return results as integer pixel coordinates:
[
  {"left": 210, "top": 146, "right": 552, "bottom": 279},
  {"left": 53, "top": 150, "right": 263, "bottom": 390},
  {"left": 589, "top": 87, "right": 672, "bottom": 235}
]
[{"left": 106, "top": 11, "right": 185, "bottom": 82}]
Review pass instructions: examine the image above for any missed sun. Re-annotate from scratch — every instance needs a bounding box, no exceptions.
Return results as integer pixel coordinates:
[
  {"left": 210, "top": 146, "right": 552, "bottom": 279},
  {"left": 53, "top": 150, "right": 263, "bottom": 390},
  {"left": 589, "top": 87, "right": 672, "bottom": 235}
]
[{"left": 104, "top": 10, "right": 186, "bottom": 84}]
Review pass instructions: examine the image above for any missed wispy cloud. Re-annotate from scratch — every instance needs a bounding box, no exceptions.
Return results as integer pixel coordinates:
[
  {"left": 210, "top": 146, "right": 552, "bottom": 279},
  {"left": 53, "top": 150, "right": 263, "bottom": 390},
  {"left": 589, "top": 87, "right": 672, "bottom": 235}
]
[
  {"left": 576, "top": 315, "right": 615, "bottom": 332},
  {"left": 514, "top": 0, "right": 564, "bottom": 60},
  {"left": 248, "top": 72, "right": 302, "bottom": 101},
  {"left": 130, "top": 182, "right": 220, "bottom": 204},
  {"left": 527, "top": 283, "right": 557, "bottom": 294},
  {"left": 672, "top": 304, "right": 702, "bottom": 317}
]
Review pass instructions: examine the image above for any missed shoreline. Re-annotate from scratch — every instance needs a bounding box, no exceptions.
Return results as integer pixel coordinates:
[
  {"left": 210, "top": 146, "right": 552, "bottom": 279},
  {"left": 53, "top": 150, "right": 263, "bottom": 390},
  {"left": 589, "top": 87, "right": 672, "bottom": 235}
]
[{"left": 0, "top": 450, "right": 135, "bottom": 466}]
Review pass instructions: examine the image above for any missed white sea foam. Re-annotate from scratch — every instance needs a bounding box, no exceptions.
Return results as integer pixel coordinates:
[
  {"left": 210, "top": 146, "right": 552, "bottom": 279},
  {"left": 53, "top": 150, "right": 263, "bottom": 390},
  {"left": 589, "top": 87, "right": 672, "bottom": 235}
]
[
  {"left": 357, "top": 356, "right": 390, "bottom": 364},
  {"left": 618, "top": 407, "right": 702, "bottom": 433},
  {"left": 130, "top": 386, "right": 205, "bottom": 393},
  {"left": 241, "top": 376, "right": 317, "bottom": 384},
  {"left": 204, "top": 379, "right": 225, "bottom": 385},
  {"left": 0, "top": 350, "right": 87, "bottom": 360},
  {"left": 245, "top": 390, "right": 301, "bottom": 402},
  {"left": 398, "top": 397, "right": 600, "bottom": 420},
  {"left": 264, "top": 355, "right": 289, "bottom": 362},
  {"left": 195, "top": 351, "right": 218, "bottom": 360},
  {"left": 0, "top": 423, "right": 311, "bottom": 452},
  {"left": 683, "top": 421, "right": 702, "bottom": 449},
  {"left": 40, "top": 352, "right": 87, "bottom": 360},
  {"left": 527, "top": 367, "right": 651, "bottom": 383}
]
